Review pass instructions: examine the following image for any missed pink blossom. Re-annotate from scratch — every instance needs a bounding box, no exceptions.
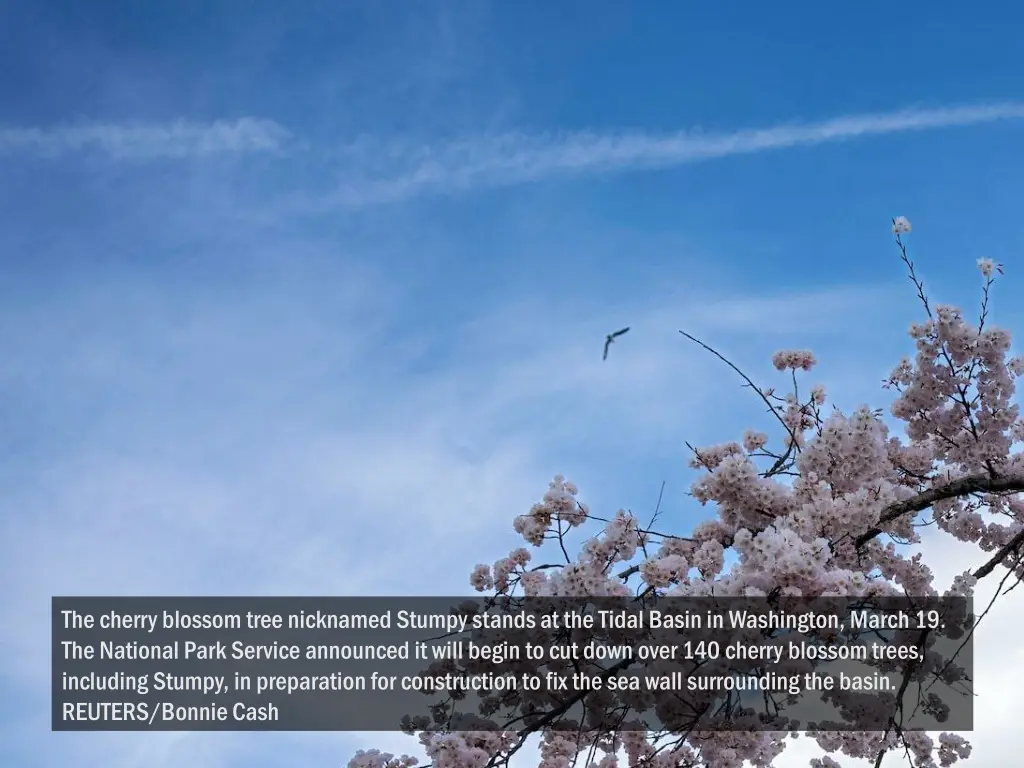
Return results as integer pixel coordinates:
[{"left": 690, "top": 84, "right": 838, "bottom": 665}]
[
  {"left": 977, "top": 258, "right": 1002, "bottom": 279},
  {"left": 469, "top": 564, "right": 492, "bottom": 592},
  {"left": 772, "top": 349, "right": 817, "bottom": 371},
  {"left": 742, "top": 430, "right": 769, "bottom": 452}
]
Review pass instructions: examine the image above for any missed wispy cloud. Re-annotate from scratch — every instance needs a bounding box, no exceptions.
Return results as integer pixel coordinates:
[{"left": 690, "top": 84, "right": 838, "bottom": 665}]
[
  {"left": 323, "top": 101, "right": 1024, "bottom": 206},
  {"left": 4, "top": 101, "right": 1022, "bottom": 201},
  {"left": 0, "top": 118, "right": 291, "bottom": 159}
]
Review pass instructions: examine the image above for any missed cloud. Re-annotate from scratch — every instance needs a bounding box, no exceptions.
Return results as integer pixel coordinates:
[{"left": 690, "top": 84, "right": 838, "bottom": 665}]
[
  {"left": 0, "top": 118, "right": 291, "bottom": 159},
  {"left": 5, "top": 101, "right": 1022, "bottom": 202},
  {"left": 319, "top": 101, "right": 1024, "bottom": 206}
]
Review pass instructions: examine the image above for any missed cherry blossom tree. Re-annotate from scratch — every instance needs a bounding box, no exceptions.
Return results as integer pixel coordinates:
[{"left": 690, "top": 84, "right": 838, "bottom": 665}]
[{"left": 350, "top": 219, "right": 1023, "bottom": 768}]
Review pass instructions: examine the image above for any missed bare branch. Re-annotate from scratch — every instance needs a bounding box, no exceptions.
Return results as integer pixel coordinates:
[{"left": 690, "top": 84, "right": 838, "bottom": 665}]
[{"left": 679, "top": 330, "right": 801, "bottom": 451}]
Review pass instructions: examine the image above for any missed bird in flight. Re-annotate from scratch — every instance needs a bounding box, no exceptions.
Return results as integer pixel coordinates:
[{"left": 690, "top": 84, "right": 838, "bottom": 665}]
[{"left": 603, "top": 327, "right": 630, "bottom": 360}]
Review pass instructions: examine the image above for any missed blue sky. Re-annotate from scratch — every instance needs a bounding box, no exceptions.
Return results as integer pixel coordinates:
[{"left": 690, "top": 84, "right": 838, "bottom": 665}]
[{"left": 2, "top": 2, "right": 1023, "bottom": 767}]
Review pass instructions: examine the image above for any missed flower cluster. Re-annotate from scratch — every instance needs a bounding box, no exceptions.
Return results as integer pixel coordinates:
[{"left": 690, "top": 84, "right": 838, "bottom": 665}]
[
  {"left": 513, "top": 475, "right": 588, "bottom": 546},
  {"left": 771, "top": 349, "right": 817, "bottom": 371}
]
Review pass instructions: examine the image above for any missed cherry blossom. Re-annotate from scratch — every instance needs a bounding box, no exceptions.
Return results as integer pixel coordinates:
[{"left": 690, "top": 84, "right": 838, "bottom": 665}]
[{"left": 350, "top": 219, "right": 1023, "bottom": 768}]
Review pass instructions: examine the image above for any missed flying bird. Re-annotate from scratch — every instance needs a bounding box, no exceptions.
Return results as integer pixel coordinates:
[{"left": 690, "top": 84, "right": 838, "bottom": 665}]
[{"left": 603, "top": 327, "right": 630, "bottom": 360}]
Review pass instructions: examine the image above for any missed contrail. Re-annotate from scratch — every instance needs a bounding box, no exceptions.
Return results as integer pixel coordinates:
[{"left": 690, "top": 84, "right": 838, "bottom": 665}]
[
  {"left": 329, "top": 102, "right": 1024, "bottom": 205},
  {"left": 6, "top": 102, "right": 1022, "bottom": 205},
  {"left": 0, "top": 118, "right": 290, "bottom": 159}
]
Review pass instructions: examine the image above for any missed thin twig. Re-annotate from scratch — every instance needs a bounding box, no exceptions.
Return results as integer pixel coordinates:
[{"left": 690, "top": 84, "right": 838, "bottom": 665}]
[{"left": 679, "top": 330, "right": 801, "bottom": 451}]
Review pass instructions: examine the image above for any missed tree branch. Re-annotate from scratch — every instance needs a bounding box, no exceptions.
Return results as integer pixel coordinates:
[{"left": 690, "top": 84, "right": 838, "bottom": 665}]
[
  {"left": 617, "top": 473, "right": 1023, "bottom": 584},
  {"left": 974, "top": 525, "right": 1024, "bottom": 579},
  {"left": 679, "top": 330, "right": 801, "bottom": 451},
  {"left": 855, "top": 472, "right": 1024, "bottom": 549}
]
